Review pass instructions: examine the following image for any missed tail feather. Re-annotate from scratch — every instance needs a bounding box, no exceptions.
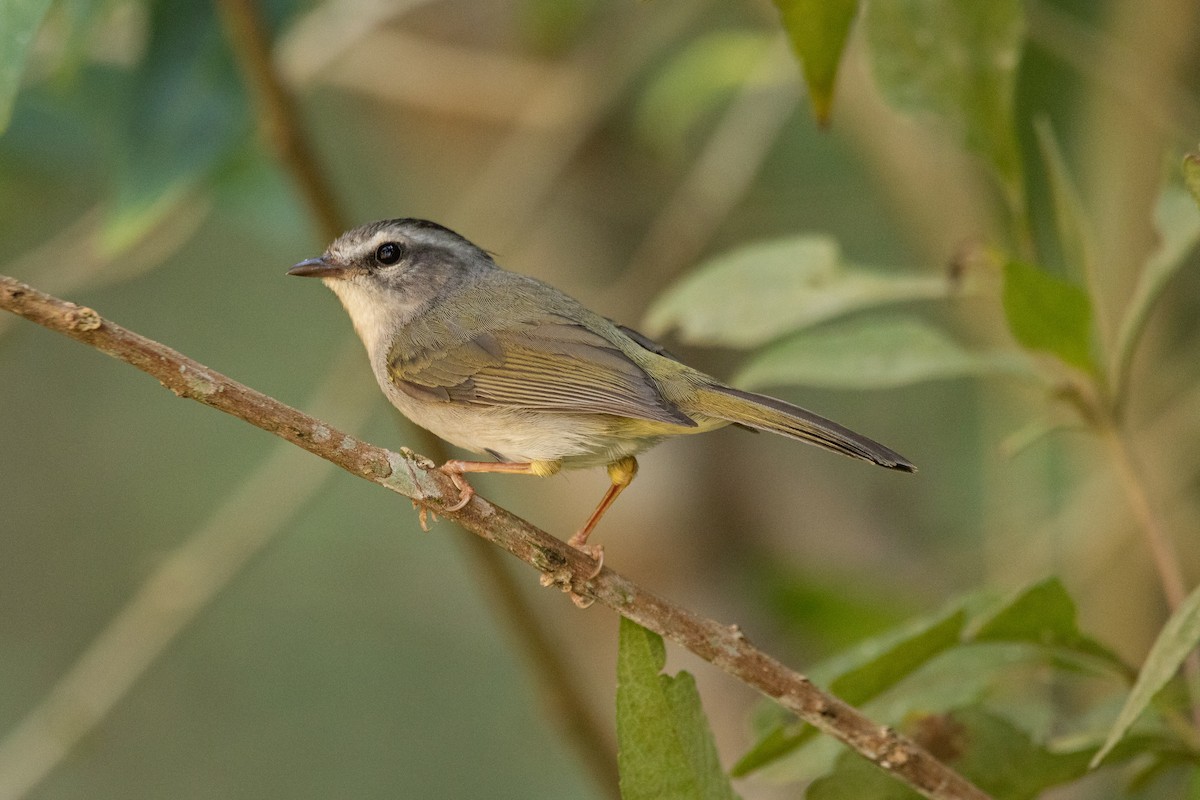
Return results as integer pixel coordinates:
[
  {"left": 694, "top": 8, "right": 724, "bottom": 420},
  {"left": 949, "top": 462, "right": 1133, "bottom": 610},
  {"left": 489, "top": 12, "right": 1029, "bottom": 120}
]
[{"left": 699, "top": 384, "right": 915, "bottom": 472}]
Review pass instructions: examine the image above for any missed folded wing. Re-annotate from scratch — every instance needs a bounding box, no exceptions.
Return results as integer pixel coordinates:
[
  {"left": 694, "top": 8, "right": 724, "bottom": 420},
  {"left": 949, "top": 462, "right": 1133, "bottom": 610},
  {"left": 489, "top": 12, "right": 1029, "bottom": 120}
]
[{"left": 387, "top": 316, "right": 697, "bottom": 428}]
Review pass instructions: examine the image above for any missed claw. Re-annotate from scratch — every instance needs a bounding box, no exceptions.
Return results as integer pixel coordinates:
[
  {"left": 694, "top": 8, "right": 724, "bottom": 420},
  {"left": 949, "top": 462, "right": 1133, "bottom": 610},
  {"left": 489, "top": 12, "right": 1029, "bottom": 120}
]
[
  {"left": 569, "top": 543, "right": 602, "bottom": 605},
  {"left": 567, "top": 533, "right": 604, "bottom": 579},
  {"left": 537, "top": 566, "right": 597, "bottom": 609},
  {"left": 549, "top": 537, "right": 603, "bottom": 605},
  {"left": 411, "top": 500, "right": 437, "bottom": 532},
  {"left": 581, "top": 544, "right": 604, "bottom": 579},
  {"left": 440, "top": 468, "right": 475, "bottom": 511}
]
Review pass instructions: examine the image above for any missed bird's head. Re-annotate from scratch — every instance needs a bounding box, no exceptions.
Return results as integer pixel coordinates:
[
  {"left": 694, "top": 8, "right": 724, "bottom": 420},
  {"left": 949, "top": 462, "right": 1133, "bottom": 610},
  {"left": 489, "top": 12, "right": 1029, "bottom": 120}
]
[{"left": 289, "top": 218, "right": 493, "bottom": 353}]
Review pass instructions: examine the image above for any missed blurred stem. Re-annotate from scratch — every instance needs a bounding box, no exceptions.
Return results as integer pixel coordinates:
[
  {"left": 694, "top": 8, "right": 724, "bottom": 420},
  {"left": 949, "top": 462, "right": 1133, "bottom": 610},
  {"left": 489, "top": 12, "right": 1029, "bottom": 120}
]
[
  {"left": 1027, "top": 1, "right": 1200, "bottom": 134},
  {"left": 1063, "top": 367, "right": 1200, "bottom": 723},
  {"left": 1099, "top": 416, "right": 1200, "bottom": 725},
  {"left": 213, "top": 0, "right": 618, "bottom": 789},
  {"left": 1005, "top": 177, "right": 1036, "bottom": 266},
  {"left": 1102, "top": 424, "right": 1187, "bottom": 610},
  {"left": 1036, "top": 0, "right": 1200, "bottom": 729},
  {"left": 613, "top": 35, "right": 797, "bottom": 297},
  {"left": 455, "top": 536, "right": 617, "bottom": 795},
  {"left": 214, "top": 0, "right": 345, "bottom": 240},
  {"left": 449, "top": 0, "right": 705, "bottom": 250}
]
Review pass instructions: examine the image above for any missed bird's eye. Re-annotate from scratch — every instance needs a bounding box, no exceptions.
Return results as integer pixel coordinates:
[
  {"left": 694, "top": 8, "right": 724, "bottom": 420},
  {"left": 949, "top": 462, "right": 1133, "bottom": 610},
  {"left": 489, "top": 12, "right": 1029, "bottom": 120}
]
[{"left": 374, "top": 242, "right": 404, "bottom": 266}]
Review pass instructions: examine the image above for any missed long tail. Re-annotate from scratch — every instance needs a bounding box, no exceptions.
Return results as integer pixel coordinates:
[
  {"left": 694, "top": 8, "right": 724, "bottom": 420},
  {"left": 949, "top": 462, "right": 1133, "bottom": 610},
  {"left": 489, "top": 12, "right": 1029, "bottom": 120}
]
[{"left": 696, "top": 384, "right": 915, "bottom": 472}]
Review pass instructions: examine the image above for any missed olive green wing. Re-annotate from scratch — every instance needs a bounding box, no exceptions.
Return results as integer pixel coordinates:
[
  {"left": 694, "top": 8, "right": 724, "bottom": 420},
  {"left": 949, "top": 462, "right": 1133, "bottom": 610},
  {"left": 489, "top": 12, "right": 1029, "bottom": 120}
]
[{"left": 387, "top": 317, "right": 696, "bottom": 427}]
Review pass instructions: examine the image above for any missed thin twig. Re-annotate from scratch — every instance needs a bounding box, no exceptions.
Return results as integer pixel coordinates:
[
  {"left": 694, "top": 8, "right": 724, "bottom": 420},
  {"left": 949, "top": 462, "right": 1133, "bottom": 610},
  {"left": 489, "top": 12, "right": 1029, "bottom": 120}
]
[
  {"left": 0, "top": 276, "right": 990, "bottom": 800},
  {"left": 454, "top": 536, "right": 616, "bottom": 790},
  {"left": 1103, "top": 428, "right": 1187, "bottom": 611},
  {"left": 1101, "top": 421, "right": 1200, "bottom": 725}
]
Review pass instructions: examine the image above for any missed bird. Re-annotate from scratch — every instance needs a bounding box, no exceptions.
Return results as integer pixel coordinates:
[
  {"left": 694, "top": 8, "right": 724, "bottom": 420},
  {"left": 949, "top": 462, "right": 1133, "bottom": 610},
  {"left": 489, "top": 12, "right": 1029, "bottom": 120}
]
[{"left": 289, "top": 218, "right": 913, "bottom": 567}]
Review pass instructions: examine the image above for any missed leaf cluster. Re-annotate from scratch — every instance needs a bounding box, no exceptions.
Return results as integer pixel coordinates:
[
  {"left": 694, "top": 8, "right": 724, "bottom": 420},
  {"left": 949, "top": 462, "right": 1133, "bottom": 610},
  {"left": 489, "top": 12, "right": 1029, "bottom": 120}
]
[{"left": 628, "top": 1, "right": 1200, "bottom": 798}]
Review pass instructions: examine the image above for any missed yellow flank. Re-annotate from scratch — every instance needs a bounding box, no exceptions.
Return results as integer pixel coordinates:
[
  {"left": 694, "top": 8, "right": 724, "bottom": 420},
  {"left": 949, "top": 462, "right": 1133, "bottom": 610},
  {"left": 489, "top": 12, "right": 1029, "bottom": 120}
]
[
  {"left": 606, "top": 456, "right": 638, "bottom": 486},
  {"left": 529, "top": 459, "right": 562, "bottom": 477},
  {"left": 606, "top": 416, "right": 722, "bottom": 441}
]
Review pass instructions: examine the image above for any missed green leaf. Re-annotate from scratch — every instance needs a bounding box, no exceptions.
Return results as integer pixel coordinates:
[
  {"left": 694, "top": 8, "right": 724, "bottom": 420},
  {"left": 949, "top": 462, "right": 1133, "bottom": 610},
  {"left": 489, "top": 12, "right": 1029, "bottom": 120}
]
[
  {"left": 950, "top": 710, "right": 1094, "bottom": 798},
  {"left": 644, "top": 235, "right": 954, "bottom": 349},
  {"left": 1001, "top": 260, "right": 1095, "bottom": 371},
  {"left": 1185, "top": 151, "right": 1200, "bottom": 210},
  {"left": 1093, "top": 583, "right": 1200, "bottom": 767},
  {"left": 0, "top": 0, "right": 54, "bottom": 133},
  {"left": 730, "top": 723, "right": 813, "bottom": 780},
  {"left": 757, "top": 564, "right": 914, "bottom": 651},
  {"left": 998, "top": 417, "right": 1080, "bottom": 459},
  {"left": 1033, "top": 118, "right": 1095, "bottom": 285},
  {"left": 617, "top": 618, "right": 740, "bottom": 800},
  {"left": 635, "top": 31, "right": 775, "bottom": 159},
  {"left": 865, "top": 0, "right": 1024, "bottom": 191},
  {"left": 517, "top": 0, "right": 596, "bottom": 55},
  {"left": 862, "top": 643, "right": 1032, "bottom": 729},
  {"left": 807, "top": 749, "right": 923, "bottom": 800},
  {"left": 733, "top": 606, "right": 966, "bottom": 777},
  {"left": 969, "top": 577, "right": 1130, "bottom": 674},
  {"left": 734, "top": 315, "right": 1034, "bottom": 391},
  {"left": 746, "top": 639, "right": 1077, "bottom": 783},
  {"left": 1125, "top": 753, "right": 1194, "bottom": 795},
  {"left": 770, "top": 0, "right": 859, "bottom": 124},
  {"left": 808, "top": 708, "right": 1093, "bottom": 800},
  {"left": 823, "top": 609, "right": 967, "bottom": 705},
  {"left": 105, "top": 0, "right": 251, "bottom": 255},
  {"left": 1111, "top": 184, "right": 1200, "bottom": 397}
]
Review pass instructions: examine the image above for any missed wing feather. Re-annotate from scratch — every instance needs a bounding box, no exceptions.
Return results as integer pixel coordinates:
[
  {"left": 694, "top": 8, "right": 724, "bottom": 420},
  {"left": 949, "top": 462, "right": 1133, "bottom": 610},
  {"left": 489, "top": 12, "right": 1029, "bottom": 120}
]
[{"left": 388, "top": 317, "right": 695, "bottom": 427}]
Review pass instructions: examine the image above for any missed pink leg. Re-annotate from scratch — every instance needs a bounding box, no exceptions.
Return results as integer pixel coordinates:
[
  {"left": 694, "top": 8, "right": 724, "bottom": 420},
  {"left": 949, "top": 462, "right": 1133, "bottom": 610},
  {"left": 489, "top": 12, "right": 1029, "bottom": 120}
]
[
  {"left": 567, "top": 457, "right": 638, "bottom": 578},
  {"left": 438, "top": 459, "right": 559, "bottom": 511}
]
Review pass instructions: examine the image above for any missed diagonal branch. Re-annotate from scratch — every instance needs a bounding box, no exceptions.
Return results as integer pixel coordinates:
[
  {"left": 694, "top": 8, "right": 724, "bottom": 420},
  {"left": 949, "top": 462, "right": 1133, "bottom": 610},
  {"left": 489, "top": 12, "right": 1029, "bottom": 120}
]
[{"left": 0, "top": 274, "right": 990, "bottom": 800}]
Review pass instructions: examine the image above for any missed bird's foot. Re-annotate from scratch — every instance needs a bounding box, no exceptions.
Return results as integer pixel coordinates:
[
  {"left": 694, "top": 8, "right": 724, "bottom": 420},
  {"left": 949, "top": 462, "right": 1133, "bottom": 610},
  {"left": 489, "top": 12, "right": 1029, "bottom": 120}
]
[
  {"left": 437, "top": 464, "right": 476, "bottom": 511},
  {"left": 536, "top": 538, "right": 603, "bottom": 608},
  {"left": 411, "top": 500, "right": 438, "bottom": 532},
  {"left": 568, "top": 533, "right": 604, "bottom": 579},
  {"left": 537, "top": 573, "right": 596, "bottom": 609}
]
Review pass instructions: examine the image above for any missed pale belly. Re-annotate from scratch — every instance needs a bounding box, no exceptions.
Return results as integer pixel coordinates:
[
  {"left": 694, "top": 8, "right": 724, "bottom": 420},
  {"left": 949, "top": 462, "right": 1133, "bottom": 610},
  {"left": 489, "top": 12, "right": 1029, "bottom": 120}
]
[{"left": 376, "top": 375, "right": 675, "bottom": 468}]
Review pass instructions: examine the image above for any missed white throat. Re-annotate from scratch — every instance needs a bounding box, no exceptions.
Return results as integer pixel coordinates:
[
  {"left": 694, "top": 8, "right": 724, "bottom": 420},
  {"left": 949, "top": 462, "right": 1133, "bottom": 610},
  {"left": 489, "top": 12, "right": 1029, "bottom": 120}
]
[{"left": 325, "top": 277, "right": 423, "bottom": 362}]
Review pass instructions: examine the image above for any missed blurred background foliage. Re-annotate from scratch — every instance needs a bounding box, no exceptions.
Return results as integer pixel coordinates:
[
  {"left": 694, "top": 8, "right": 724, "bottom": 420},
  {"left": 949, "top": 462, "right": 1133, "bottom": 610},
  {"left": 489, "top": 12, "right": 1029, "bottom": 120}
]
[{"left": 2, "top": 0, "right": 1200, "bottom": 798}]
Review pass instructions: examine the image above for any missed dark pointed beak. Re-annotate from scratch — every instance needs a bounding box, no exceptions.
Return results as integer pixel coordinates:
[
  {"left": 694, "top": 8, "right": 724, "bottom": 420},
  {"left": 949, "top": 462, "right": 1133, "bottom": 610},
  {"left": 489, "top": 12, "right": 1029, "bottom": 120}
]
[{"left": 287, "top": 256, "right": 351, "bottom": 278}]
